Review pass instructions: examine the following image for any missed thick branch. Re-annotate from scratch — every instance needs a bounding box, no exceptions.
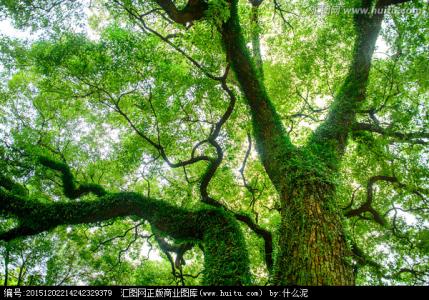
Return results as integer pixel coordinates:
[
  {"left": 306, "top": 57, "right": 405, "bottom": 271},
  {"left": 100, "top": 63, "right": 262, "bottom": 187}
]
[
  {"left": 0, "top": 189, "right": 250, "bottom": 285},
  {"left": 250, "top": 2, "right": 264, "bottom": 80},
  {"left": 220, "top": 0, "right": 295, "bottom": 191},
  {"left": 310, "top": 0, "right": 384, "bottom": 160}
]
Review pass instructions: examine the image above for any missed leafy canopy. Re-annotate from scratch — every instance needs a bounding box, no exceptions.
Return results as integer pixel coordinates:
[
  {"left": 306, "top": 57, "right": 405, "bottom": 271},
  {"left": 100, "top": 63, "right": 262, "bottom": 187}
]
[{"left": 0, "top": 0, "right": 428, "bottom": 285}]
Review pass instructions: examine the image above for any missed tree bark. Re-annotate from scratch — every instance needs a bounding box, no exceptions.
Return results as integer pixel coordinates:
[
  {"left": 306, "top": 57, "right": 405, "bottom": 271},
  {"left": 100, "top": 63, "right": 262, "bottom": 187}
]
[
  {"left": 0, "top": 185, "right": 250, "bottom": 285},
  {"left": 250, "top": 3, "right": 264, "bottom": 80},
  {"left": 274, "top": 183, "right": 354, "bottom": 285},
  {"left": 220, "top": 0, "right": 295, "bottom": 193},
  {"left": 219, "top": 0, "right": 374, "bottom": 285}
]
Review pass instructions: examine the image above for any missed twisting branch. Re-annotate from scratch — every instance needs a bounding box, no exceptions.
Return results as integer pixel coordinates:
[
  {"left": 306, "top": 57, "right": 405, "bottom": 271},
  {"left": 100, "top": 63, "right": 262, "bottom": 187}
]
[
  {"left": 113, "top": 0, "right": 274, "bottom": 271},
  {"left": 199, "top": 67, "right": 236, "bottom": 208},
  {"left": 107, "top": 2, "right": 244, "bottom": 211},
  {"left": 196, "top": 71, "right": 274, "bottom": 271},
  {"left": 198, "top": 75, "right": 274, "bottom": 271},
  {"left": 38, "top": 156, "right": 107, "bottom": 199},
  {"left": 0, "top": 163, "right": 251, "bottom": 285},
  {"left": 345, "top": 175, "right": 399, "bottom": 226}
]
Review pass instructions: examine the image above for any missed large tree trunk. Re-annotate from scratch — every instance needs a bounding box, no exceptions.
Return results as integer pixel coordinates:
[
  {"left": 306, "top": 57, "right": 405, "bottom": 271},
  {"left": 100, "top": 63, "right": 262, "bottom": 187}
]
[
  {"left": 218, "top": 0, "right": 385, "bottom": 285},
  {"left": 219, "top": 0, "right": 356, "bottom": 285},
  {"left": 274, "top": 183, "right": 354, "bottom": 285}
]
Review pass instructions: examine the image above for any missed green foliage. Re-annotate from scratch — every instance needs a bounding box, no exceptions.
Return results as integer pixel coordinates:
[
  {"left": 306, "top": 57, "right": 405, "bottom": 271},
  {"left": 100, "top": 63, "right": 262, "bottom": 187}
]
[
  {"left": 0, "top": 0, "right": 428, "bottom": 286},
  {"left": 206, "top": 0, "right": 231, "bottom": 27}
]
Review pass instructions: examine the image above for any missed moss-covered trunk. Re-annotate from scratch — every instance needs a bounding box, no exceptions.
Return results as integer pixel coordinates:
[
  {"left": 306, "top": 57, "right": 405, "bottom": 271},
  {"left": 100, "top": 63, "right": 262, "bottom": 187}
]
[
  {"left": 273, "top": 183, "right": 354, "bottom": 285},
  {"left": 149, "top": 0, "right": 390, "bottom": 286}
]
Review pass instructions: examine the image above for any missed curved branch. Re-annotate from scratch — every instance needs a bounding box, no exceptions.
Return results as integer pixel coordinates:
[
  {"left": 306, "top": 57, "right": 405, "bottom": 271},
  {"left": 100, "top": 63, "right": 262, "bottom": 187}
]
[
  {"left": 199, "top": 76, "right": 236, "bottom": 208},
  {"left": 38, "top": 156, "right": 107, "bottom": 199},
  {"left": 154, "top": 0, "right": 208, "bottom": 25},
  {"left": 0, "top": 188, "right": 251, "bottom": 285},
  {"left": 345, "top": 175, "right": 399, "bottom": 226},
  {"left": 119, "top": 1, "right": 275, "bottom": 271}
]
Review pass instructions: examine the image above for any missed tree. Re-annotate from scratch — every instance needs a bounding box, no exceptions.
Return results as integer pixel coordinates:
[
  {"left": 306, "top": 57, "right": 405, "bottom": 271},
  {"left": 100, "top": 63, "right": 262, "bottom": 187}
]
[{"left": 0, "top": 0, "right": 428, "bottom": 285}]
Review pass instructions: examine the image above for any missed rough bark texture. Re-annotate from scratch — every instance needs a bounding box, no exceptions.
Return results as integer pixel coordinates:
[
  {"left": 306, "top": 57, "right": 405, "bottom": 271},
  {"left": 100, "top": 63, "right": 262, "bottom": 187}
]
[
  {"left": 274, "top": 183, "right": 354, "bottom": 285},
  {"left": 217, "top": 0, "right": 390, "bottom": 285}
]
